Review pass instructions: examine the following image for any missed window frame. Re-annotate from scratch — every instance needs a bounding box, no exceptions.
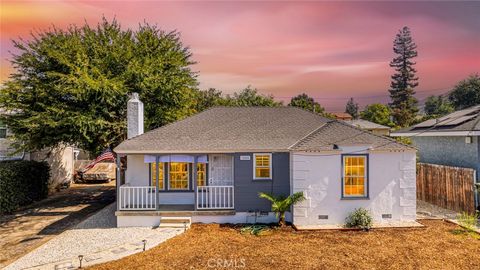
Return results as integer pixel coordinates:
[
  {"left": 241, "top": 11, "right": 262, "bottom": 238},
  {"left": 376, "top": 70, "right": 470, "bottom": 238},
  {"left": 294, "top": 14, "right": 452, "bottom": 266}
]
[
  {"left": 168, "top": 162, "right": 190, "bottom": 191},
  {"left": 341, "top": 154, "right": 369, "bottom": 199},
  {"left": 197, "top": 163, "right": 207, "bottom": 187},
  {"left": 253, "top": 153, "right": 272, "bottom": 180},
  {"left": 149, "top": 162, "right": 165, "bottom": 191}
]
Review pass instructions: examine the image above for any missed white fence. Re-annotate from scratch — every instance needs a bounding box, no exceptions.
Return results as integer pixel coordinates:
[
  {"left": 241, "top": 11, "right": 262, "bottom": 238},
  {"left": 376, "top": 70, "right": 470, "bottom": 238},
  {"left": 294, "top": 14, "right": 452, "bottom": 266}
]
[
  {"left": 196, "top": 186, "right": 234, "bottom": 209},
  {"left": 119, "top": 185, "right": 157, "bottom": 210}
]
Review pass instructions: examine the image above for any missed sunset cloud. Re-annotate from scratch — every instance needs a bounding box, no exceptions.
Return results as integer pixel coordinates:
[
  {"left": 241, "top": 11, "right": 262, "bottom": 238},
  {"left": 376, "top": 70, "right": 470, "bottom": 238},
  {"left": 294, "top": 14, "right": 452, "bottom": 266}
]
[{"left": 1, "top": 1, "right": 479, "bottom": 110}]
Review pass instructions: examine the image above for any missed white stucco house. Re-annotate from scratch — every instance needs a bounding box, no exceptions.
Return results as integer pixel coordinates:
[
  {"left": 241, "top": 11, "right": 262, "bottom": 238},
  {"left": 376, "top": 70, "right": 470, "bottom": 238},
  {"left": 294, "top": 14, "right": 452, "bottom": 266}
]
[{"left": 114, "top": 94, "right": 417, "bottom": 229}]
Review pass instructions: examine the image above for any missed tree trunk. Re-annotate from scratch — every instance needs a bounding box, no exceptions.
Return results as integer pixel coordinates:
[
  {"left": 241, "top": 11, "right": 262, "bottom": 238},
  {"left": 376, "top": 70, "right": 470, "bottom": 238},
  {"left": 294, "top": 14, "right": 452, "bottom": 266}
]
[{"left": 279, "top": 212, "right": 286, "bottom": 227}]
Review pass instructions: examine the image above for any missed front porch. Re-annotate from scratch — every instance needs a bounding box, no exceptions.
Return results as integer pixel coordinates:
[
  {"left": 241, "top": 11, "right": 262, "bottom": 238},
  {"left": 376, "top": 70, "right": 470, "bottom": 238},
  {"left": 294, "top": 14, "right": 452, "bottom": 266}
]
[{"left": 117, "top": 184, "right": 235, "bottom": 211}]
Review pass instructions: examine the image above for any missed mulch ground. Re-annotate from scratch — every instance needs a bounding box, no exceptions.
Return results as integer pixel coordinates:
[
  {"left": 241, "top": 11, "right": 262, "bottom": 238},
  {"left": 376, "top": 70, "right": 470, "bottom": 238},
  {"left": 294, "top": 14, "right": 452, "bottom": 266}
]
[
  {"left": 90, "top": 220, "right": 480, "bottom": 270},
  {"left": 0, "top": 182, "right": 115, "bottom": 268}
]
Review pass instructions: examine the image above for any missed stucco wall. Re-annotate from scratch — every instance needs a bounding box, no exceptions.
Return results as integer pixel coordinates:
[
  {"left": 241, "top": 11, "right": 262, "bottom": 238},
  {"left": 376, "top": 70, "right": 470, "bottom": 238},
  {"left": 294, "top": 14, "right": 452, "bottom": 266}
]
[
  {"left": 292, "top": 150, "right": 416, "bottom": 227},
  {"left": 233, "top": 152, "right": 290, "bottom": 212},
  {"left": 412, "top": 136, "right": 479, "bottom": 175}
]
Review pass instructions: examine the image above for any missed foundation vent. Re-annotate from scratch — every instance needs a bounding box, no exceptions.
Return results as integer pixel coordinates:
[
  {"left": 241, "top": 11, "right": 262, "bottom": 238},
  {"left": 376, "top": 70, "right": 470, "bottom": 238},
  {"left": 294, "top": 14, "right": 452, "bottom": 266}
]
[
  {"left": 318, "top": 215, "right": 329, "bottom": 220},
  {"left": 382, "top": 214, "right": 392, "bottom": 219}
]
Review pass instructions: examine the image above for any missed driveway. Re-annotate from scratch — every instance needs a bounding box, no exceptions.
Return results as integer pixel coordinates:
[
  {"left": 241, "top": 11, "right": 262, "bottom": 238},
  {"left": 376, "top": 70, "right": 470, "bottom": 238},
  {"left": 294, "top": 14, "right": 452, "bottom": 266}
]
[{"left": 0, "top": 182, "right": 115, "bottom": 268}]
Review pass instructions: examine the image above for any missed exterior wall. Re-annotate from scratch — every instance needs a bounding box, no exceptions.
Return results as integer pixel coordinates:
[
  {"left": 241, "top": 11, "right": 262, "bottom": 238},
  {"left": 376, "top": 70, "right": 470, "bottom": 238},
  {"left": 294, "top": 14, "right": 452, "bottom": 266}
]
[
  {"left": 233, "top": 152, "right": 290, "bottom": 212},
  {"left": 292, "top": 150, "right": 416, "bottom": 227},
  {"left": 412, "top": 136, "right": 479, "bottom": 176}
]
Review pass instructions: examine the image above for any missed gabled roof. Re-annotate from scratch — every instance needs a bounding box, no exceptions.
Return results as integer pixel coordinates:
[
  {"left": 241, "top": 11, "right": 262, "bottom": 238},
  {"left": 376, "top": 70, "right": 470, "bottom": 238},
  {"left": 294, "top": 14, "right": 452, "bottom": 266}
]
[
  {"left": 114, "top": 106, "right": 412, "bottom": 153},
  {"left": 392, "top": 105, "right": 480, "bottom": 136},
  {"left": 344, "top": 119, "right": 391, "bottom": 130}
]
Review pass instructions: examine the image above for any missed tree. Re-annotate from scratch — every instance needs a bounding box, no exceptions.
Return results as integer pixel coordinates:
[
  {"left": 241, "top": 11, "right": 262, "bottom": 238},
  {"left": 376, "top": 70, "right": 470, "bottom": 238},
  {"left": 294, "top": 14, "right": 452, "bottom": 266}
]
[
  {"left": 288, "top": 93, "right": 327, "bottom": 116},
  {"left": 0, "top": 18, "right": 198, "bottom": 155},
  {"left": 448, "top": 74, "right": 480, "bottom": 110},
  {"left": 258, "top": 192, "right": 305, "bottom": 227},
  {"left": 388, "top": 26, "right": 419, "bottom": 127},
  {"left": 360, "top": 104, "right": 394, "bottom": 127},
  {"left": 223, "top": 86, "right": 282, "bottom": 107},
  {"left": 424, "top": 95, "right": 454, "bottom": 118},
  {"left": 195, "top": 88, "right": 224, "bottom": 112},
  {"left": 345, "top": 97, "right": 359, "bottom": 119}
]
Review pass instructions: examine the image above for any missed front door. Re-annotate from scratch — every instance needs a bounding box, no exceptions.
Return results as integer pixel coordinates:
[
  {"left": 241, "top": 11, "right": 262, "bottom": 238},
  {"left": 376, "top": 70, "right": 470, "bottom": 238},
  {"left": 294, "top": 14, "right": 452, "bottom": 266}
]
[{"left": 209, "top": 154, "right": 234, "bottom": 186}]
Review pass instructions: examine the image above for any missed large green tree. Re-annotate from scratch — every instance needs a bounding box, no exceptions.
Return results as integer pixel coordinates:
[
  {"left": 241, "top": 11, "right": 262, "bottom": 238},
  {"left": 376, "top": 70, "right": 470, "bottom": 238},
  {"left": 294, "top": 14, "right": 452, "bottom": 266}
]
[
  {"left": 388, "top": 26, "right": 419, "bottom": 127},
  {"left": 345, "top": 97, "right": 359, "bottom": 119},
  {"left": 360, "top": 104, "right": 394, "bottom": 127},
  {"left": 195, "top": 88, "right": 224, "bottom": 112},
  {"left": 448, "top": 74, "right": 480, "bottom": 110},
  {"left": 0, "top": 18, "right": 197, "bottom": 155},
  {"left": 288, "top": 93, "right": 328, "bottom": 116},
  {"left": 424, "top": 95, "right": 454, "bottom": 118}
]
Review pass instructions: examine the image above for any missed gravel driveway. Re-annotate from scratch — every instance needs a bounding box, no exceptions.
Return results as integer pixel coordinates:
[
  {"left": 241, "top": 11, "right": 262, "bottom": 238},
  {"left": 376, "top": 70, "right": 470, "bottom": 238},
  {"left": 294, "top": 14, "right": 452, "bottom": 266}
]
[{"left": 5, "top": 203, "right": 183, "bottom": 270}]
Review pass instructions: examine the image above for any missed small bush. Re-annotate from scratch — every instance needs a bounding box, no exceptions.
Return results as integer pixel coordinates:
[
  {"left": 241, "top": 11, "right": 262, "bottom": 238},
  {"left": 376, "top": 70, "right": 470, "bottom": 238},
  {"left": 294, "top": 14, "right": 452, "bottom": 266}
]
[
  {"left": 0, "top": 160, "right": 50, "bottom": 214},
  {"left": 240, "top": 225, "right": 272, "bottom": 236},
  {"left": 345, "top": 208, "right": 373, "bottom": 230},
  {"left": 457, "top": 212, "right": 479, "bottom": 232}
]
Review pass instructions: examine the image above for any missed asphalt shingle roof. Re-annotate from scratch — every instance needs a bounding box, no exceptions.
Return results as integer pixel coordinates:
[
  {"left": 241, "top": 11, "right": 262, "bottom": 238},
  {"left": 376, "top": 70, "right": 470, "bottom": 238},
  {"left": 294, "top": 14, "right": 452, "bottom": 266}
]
[
  {"left": 114, "top": 106, "right": 412, "bottom": 153},
  {"left": 344, "top": 119, "right": 391, "bottom": 130}
]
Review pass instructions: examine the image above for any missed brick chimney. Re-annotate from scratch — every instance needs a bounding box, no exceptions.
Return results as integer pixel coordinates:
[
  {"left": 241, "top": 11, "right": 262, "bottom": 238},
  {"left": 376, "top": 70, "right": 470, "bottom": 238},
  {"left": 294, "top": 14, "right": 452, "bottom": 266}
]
[{"left": 127, "top": 93, "right": 144, "bottom": 139}]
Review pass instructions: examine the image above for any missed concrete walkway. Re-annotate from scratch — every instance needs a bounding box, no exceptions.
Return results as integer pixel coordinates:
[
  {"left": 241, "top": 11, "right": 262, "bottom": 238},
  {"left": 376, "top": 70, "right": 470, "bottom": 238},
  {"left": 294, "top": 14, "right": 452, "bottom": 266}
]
[{"left": 6, "top": 203, "right": 184, "bottom": 270}]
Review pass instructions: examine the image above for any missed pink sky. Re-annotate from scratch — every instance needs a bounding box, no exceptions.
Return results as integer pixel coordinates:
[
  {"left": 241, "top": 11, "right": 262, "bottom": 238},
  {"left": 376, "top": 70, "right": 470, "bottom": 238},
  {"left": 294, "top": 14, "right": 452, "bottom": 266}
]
[{"left": 1, "top": 1, "right": 479, "bottom": 110}]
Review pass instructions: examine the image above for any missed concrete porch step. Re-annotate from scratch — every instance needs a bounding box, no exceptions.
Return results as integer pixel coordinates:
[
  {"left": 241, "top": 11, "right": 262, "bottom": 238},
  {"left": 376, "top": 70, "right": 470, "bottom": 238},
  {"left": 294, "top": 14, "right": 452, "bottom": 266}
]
[{"left": 159, "top": 216, "right": 191, "bottom": 229}]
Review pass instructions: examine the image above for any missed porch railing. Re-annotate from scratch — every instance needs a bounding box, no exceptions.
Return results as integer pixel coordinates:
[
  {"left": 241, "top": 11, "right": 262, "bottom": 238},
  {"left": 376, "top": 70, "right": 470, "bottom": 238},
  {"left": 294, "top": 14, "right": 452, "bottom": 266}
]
[
  {"left": 119, "top": 184, "right": 157, "bottom": 210},
  {"left": 196, "top": 186, "right": 234, "bottom": 210}
]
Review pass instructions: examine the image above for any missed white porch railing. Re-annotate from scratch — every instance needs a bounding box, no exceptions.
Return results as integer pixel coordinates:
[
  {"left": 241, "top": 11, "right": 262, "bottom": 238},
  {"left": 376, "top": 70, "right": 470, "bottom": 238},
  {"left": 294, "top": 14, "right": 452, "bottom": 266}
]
[
  {"left": 196, "top": 186, "right": 234, "bottom": 209},
  {"left": 119, "top": 184, "right": 156, "bottom": 210}
]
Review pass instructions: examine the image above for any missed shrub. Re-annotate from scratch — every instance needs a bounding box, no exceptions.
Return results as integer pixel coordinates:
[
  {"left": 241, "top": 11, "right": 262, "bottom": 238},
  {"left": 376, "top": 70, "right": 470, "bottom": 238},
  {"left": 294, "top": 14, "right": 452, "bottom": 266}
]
[
  {"left": 0, "top": 160, "right": 50, "bottom": 214},
  {"left": 345, "top": 208, "right": 373, "bottom": 230},
  {"left": 457, "top": 211, "right": 479, "bottom": 232}
]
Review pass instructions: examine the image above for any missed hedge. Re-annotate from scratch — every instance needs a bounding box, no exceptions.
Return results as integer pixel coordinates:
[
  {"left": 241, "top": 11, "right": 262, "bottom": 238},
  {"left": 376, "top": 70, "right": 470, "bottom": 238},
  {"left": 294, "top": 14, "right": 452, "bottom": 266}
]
[{"left": 0, "top": 160, "right": 50, "bottom": 214}]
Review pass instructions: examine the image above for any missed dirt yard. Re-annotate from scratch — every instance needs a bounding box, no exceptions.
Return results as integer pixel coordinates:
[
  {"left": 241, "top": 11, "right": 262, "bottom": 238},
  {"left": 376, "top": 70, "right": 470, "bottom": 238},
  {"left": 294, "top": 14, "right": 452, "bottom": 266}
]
[
  {"left": 0, "top": 181, "right": 115, "bottom": 268},
  {"left": 90, "top": 220, "right": 480, "bottom": 270}
]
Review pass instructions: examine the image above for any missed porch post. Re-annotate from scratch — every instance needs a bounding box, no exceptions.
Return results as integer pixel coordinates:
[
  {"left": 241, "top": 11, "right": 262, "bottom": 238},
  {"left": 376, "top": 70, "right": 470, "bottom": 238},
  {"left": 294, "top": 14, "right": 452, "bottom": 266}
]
[
  {"left": 193, "top": 155, "right": 198, "bottom": 210},
  {"left": 155, "top": 155, "right": 160, "bottom": 210},
  {"left": 116, "top": 154, "right": 122, "bottom": 211}
]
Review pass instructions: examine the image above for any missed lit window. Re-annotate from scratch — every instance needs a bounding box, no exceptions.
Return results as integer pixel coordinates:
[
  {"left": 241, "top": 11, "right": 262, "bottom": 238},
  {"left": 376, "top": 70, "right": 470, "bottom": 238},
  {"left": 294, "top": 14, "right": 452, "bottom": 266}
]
[
  {"left": 197, "top": 163, "right": 206, "bottom": 186},
  {"left": 150, "top": 162, "right": 164, "bottom": 190},
  {"left": 253, "top": 153, "right": 272, "bottom": 179},
  {"left": 0, "top": 121, "right": 6, "bottom": 139},
  {"left": 169, "top": 162, "right": 189, "bottom": 190},
  {"left": 343, "top": 155, "right": 368, "bottom": 198}
]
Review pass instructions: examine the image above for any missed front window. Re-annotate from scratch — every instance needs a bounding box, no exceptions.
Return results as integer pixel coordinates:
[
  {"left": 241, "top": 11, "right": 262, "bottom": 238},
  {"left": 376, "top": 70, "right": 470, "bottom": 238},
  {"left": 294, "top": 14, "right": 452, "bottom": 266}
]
[
  {"left": 342, "top": 155, "right": 368, "bottom": 198},
  {"left": 150, "top": 162, "right": 164, "bottom": 190},
  {"left": 0, "top": 121, "right": 6, "bottom": 139},
  {"left": 197, "top": 163, "right": 206, "bottom": 186},
  {"left": 253, "top": 153, "right": 272, "bottom": 179},
  {"left": 169, "top": 162, "right": 189, "bottom": 190}
]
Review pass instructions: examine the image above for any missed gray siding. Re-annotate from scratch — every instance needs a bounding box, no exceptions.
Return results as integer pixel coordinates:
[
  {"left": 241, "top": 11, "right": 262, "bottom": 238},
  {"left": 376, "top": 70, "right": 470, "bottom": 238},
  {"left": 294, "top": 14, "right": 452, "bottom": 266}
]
[
  {"left": 233, "top": 152, "right": 290, "bottom": 212},
  {"left": 413, "top": 136, "right": 480, "bottom": 176}
]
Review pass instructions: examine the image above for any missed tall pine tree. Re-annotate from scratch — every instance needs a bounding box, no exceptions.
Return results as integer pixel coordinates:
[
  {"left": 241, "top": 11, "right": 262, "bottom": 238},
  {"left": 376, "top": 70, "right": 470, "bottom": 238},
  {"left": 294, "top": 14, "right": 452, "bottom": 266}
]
[
  {"left": 345, "top": 97, "right": 359, "bottom": 119},
  {"left": 388, "top": 26, "right": 419, "bottom": 127}
]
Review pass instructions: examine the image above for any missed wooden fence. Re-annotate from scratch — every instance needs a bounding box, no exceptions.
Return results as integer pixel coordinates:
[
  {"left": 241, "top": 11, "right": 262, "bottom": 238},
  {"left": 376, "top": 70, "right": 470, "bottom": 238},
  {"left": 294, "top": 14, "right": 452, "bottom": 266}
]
[{"left": 417, "top": 163, "right": 477, "bottom": 213}]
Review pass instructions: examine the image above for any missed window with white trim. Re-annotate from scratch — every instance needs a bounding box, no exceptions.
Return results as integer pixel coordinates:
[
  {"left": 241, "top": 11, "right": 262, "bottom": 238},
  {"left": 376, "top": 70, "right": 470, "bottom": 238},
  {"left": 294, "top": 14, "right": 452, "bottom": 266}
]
[
  {"left": 253, "top": 153, "right": 272, "bottom": 179},
  {"left": 169, "top": 162, "right": 189, "bottom": 190},
  {"left": 150, "top": 162, "right": 164, "bottom": 190},
  {"left": 342, "top": 155, "right": 368, "bottom": 198}
]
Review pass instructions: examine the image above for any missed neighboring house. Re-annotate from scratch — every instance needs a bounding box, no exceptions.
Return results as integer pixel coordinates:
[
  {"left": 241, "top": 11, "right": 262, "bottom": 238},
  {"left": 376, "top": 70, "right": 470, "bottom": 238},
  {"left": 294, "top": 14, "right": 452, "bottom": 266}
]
[
  {"left": 0, "top": 111, "right": 76, "bottom": 190},
  {"left": 331, "top": 112, "right": 352, "bottom": 120},
  {"left": 344, "top": 119, "right": 391, "bottom": 136},
  {"left": 392, "top": 105, "right": 480, "bottom": 177},
  {"left": 114, "top": 94, "right": 416, "bottom": 228}
]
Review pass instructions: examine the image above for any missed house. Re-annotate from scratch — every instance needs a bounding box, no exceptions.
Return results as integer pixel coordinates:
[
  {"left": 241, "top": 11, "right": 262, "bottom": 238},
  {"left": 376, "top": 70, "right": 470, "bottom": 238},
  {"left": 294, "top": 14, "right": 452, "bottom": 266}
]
[
  {"left": 331, "top": 112, "right": 353, "bottom": 120},
  {"left": 0, "top": 110, "right": 76, "bottom": 190},
  {"left": 114, "top": 94, "right": 417, "bottom": 228},
  {"left": 391, "top": 105, "right": 480, "bottom": 177},
  {"left": 344, "top": 119, "right": 391, "bottom": 136}
]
